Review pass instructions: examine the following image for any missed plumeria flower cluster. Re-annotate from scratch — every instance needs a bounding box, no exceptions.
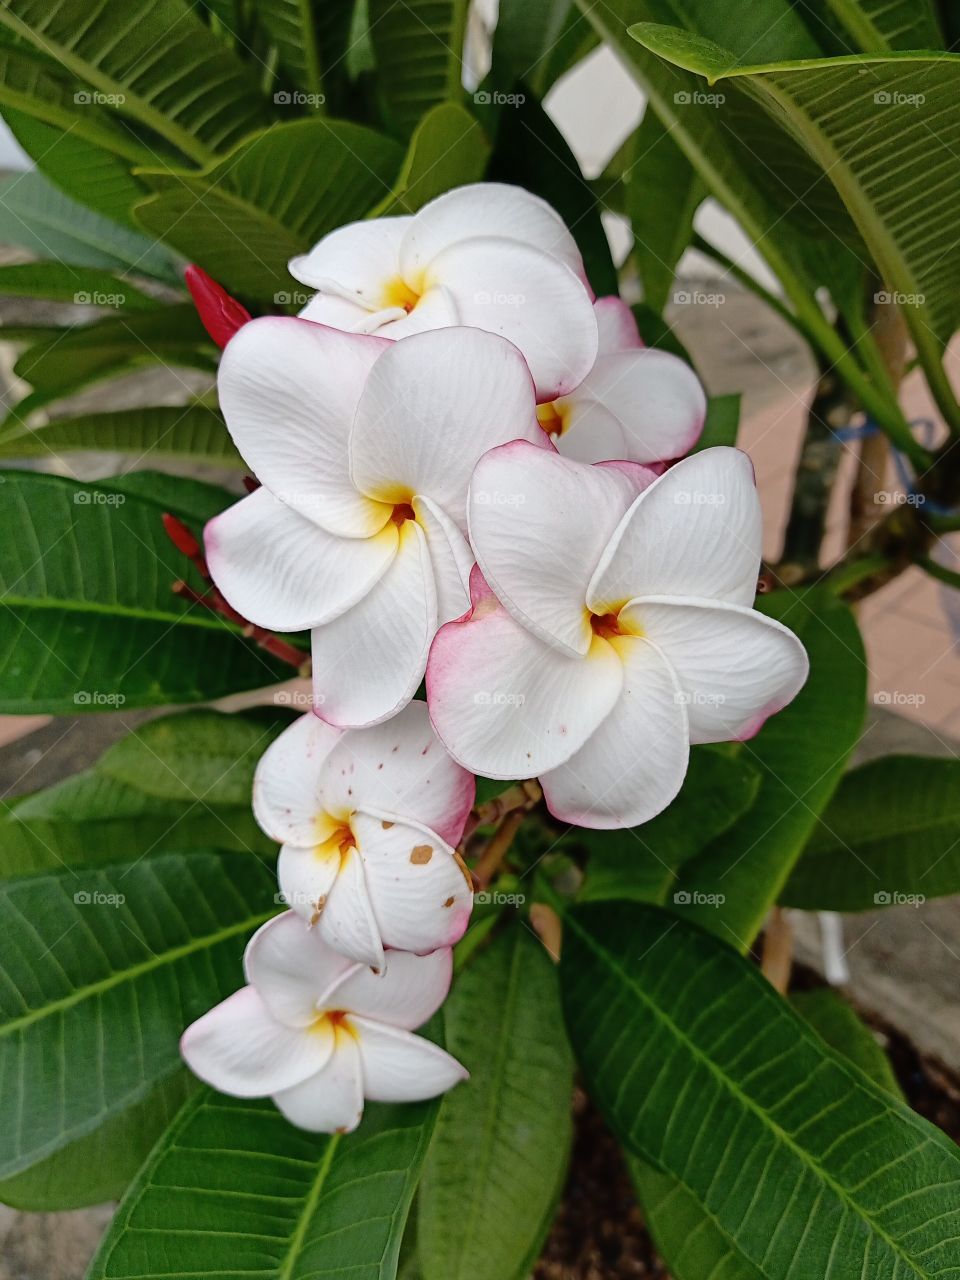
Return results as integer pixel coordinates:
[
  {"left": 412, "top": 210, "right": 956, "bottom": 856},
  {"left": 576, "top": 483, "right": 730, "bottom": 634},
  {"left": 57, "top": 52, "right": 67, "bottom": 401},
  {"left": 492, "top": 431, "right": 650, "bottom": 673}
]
[{"left": 181, "top": 182, "right": 808, "bottom": 1132}]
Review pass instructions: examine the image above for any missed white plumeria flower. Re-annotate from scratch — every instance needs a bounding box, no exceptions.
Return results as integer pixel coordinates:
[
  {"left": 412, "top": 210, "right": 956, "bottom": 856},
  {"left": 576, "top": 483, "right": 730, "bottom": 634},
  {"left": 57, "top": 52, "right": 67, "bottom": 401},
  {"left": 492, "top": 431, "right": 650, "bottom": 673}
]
[
  {"left": 427, "top": 445, "right": 808, "bottom": 829},
  {"left": 182, "top": 912, "right": 466, "bottom": 1134},
  {"left": 253, "top": 701, "right": 474, "bottom": 971},
  {"left": 289, "top": 182, "right": 598, "bottom": 401},
  {"left": 536, "top": 297, "right": 707, "bottom": 465},
  {"left": 205, "top": 320, "right": 546, "bottom": 727}
]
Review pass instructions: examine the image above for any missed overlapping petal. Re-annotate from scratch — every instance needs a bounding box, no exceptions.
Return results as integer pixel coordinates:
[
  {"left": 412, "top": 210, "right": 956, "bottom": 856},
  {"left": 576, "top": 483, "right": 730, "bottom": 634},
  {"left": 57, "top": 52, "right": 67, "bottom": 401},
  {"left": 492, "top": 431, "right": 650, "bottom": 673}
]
[
  {"left": 243, "top": 912, "right": 357, "bottom": 1026},
  {"left": 468, "top": 442, "right": 649, "bottom": 656},
  {"left": 289, "top": 217, "right": 412, "bottom": 297},
  {"left": 539, "top": 636, "right": 689, "bottom": 828},
  {"left": 218, "top": 318, "right": 391, "bottom": 538},
  {"left": 619, "top": 596, "right": 810, "bottom": 743},
  {"left": 594, "top": 296, "right": 643, "bottom": 352},
  {"left": 253, "top": 711, "right": 343, "bottom": 847},
  {"left": 427, "top": 573, "right": 624, "bottom": 778},
  {"left": 349, "top": 327, "right": 541, "bottom": 528},
  {"left": 588, "top": 447, "right": 761, "bottom": 613},
  {"left": 330, "top": 947, "right": 453, "bottom": 1030},
  {"left": 312, "top": 520, "right": 437, "bottom": 727},
  {"left": 354, "top": 1018, "right": 468, "bottom": 1102},
  {"left": 319, "top": 846, "right": 385, "bottom": 971},
  {"left": 205, "top": 487, "right": 398, "bottom": 632},
  {"left": 273, "top": 1031, "right": 365, "bottom": 1133}
]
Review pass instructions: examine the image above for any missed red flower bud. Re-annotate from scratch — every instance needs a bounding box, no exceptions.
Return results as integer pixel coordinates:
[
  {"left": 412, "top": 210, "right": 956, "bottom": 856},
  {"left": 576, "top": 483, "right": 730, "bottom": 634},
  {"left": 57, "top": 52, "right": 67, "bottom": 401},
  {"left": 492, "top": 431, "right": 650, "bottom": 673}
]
[{"left": 184, "top": 265, "right": 251, "bottom": 348}]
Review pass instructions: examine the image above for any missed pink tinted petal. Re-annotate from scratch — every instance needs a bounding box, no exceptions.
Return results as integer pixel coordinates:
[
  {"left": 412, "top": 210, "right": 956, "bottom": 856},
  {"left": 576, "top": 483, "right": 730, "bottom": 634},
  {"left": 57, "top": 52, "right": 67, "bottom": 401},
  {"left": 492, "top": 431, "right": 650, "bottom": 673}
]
[
  {"left": 205, "top": 488, "right": 398, "bottom": 632},
  {"left": 318, "top": 700, "right": 474, "bottom": 846},
  {"left": 312, "top": 520, "right": 437, "bottom": 728},
  {"left": 243, "top": 911, "right": 357, "bottom": 1027},
  {"left": 330, "top": 947, "right": 453, "bottom": 1030},
  {"left": 468, "top": 441, "right": 641, "bottom": 657},
  {"left": 540, "top": 636, "right": 689, "bottom": 829},
  {"left": 594, "top": 296, "right": 643, "bottom": 352},
  {"left": 218, "top": 318, "right": 391, "bottom": 538},
  {"left": 354, "top": 1019, "right": 468, "bottom": 1102},
  {"left": 587, "top": 447, "right": 761, "bottom": 613},
  {"left": 252, "top": 712, "right": 343, "bottom": 847},
  {"left": 427, "top": 590, "right": 623, "bottom": 779},
  {"left": 619, "top": 596, "right": 808, "bottom": 743},
  {"left": 272, "top": 1032, "right": 365, "bottom": 1133},
  {"left": 413, "top": 495, "right": 474, "bottom": 625},
  {"left": 353, "top": 811, "right": 473, "bottom": 954},
  {"left": 349, "top": 327, "right": 540, "bottom": 528},
  {"left": 181, "top": 986, "right": 334, "bottom": 1096}
]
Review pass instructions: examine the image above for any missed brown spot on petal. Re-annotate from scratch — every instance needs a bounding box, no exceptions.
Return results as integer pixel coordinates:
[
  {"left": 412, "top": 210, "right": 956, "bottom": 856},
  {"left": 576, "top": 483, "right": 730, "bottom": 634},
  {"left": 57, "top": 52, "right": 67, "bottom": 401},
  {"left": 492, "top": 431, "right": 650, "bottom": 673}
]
[
  {"left": 453, "top": 851, "right": 473, "bottom": 891},
  {"left": 411, "top": 844, "right": 433, "bottom": 865},
  {"left": 381, "top": 820, "right": 394, "bottom": 830},
  {"left": 443, "top": 896, "right": 455, "bottom": 908}
]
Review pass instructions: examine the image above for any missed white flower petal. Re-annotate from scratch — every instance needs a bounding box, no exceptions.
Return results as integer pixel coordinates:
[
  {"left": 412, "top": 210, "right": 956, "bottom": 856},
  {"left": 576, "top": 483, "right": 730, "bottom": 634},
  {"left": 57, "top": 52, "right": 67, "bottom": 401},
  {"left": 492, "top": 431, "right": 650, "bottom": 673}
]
[
  {"left": 296, "top": 292, "right": 371, "bottom": 329},
  {"left": 320, "top": 845, "right": 385, "bottom": 971},
  {"left": 354, "top": 1018, "right": 467, "bottom": 1102},
  {"left": 218, "top": 318, "right": 391, "bottom": 538},
  {"left": 330, "top": 948, "right": 453, "bottom": 1030},
  {"left": 318, "top": 700, "right": 474, "bottom": 845},
  {"left": 540, "top": 636, "right": 690, "bottom": 829},
  {"left": 273, "top": 1031, "right": 365, "bottom": 1133},
  {"left": 619, "top": 596, "right": 808, "bottom": 743},
  {"left": 375, "top": 283, "right": 460, "bottom": 337},
  {"left": 277, "top": 844, "right": 341, "bottom": 927},
  {"left": 400, "top": 182, "right": 585, "bottom": 282},
  {"left": 427, "top": 575, "right": 624, "bottom": 778},
  {"left": 311, "top": 520, "right": 437, "bottom": 727},
  {"left": 413, "top": 494, "right": 474, "bottom": 625},
  {"left": 587, "top": 447, "right": 761, "bottom": 613},
  {"left": 594, "top": 296, "right": 642, "bottom": 352},
  {"left": 205, "top": 487, "right": 398, "bottom": 632},
  {"left": 557, "top": 348, "right": 706, "bottom": 465},
  {"left": 181, "top": 986, "right": 334, "bottom": 1097},
  {"left": 469, "top": 441, "right": 642, "bottom": 657},
  {"left": 243, "top": 911, "right": 357, "bottom": 1027},
  {"left": 349, "top": 327, "right": 540, "bottom": 528},
  {"left": 252, "top": 712, "right": 343, "bottom": 847},
  {"left": 288, "top": 217, "right": 412, "bottom": 297},
  {"left": 424, "top": 238, "right": 598, "bottom": 401},
  {"left": 352, "top": 812, "right": 473, "bottom": 955}
]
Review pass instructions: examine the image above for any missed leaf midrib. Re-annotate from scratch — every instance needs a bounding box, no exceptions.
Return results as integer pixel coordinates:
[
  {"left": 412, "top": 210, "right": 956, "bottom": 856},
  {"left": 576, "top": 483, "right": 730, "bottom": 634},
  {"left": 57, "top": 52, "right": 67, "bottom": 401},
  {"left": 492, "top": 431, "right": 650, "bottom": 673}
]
[
  {"left": 276, "top": 1133, "right": 341, "bottom": 1280},
  {"left": 0, "top": 594, "right": 238, "bottom": 632},
  {"left": 0, "top": 908, "right": 273, "bottom": 1037},
  {"left": 570, "top": 916, "right": 946, "bottom": 1278}
]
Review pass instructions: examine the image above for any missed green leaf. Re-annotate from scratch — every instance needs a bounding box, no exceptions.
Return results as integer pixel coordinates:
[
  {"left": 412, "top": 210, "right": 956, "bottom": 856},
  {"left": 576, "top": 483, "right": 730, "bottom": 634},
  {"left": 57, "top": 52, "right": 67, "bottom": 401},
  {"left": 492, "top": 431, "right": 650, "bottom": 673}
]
[
  {"left": 7, "top": 307, "right": 215, "bottom": 421},
  {"left": 0, "top": 0, "right": 272, "bottom": 164},
  {"left": 368, "top": 0, "right": 469, "bottom": 138},
  {"left": 134, "top": 118, "right": 403, "bottom": 300},
  {"left": 825, "top": 0, "right": 944, "bottom": 51},
  {"left": 101, "top": 469, "right": 244, "bottom": 524},
  {"left": 563, "top": 902, "right": 960, "bottom": 1279},
  {"left": 0, "top": 851, "right": 276, "bottom": 1179},
  {"left": 490, "top": 0, "right": 577, "bottom": 98},
  {"left": 626, "top": 107, "right": 705, "bottom": 312},
  {"left": 0, "top": 262, "right": 157, "bottom": 308},
  {"left": 0, "top": 171, "right": 180, "bottom": 280},
  {"left": 673, "top": 588, "right": 865, "bottom": 947},
  {"left": 0, "top": 1071, "right": 196, "bottom": 1210},
  {"left": 255, "top": 0, "right": 325, "bottom": 99},
  {"left": 88, "top": 1091, "right": 437, "bottom": 1280},
  {"left": 98, "top": 709, "right": 287, "bottom": 807},
  {"left": 0, "top": 404, "right": 241, "bottom": 466},
  {"left": 628, "top": 27, "right": 960, "bottom": 431},
  {"left": 0, "top": 470, "right": 290, "bottom": 714},
  {"left": 371, "top": 102, "right": 490, "bottom": 215},
  {"left": 782, "top": 755, "right": 960, "bottom": 911},
  {"left": 488, "top": 92, "right": 617, "bottom": 296},
  {"left": 579, "top": 745, "right": 760, "bottom": 905},
  {"left": 694, "top": 393, "right": 741, "bottom": 450},
  {"left": 630, "top": 302, "right": 695, "bottom": 363},
  {"left": 419, "top": 923, "right": 573, "bottom": 1280},
  {"left": 631, "top": 986, "right": 902, "bottom": 1280}
]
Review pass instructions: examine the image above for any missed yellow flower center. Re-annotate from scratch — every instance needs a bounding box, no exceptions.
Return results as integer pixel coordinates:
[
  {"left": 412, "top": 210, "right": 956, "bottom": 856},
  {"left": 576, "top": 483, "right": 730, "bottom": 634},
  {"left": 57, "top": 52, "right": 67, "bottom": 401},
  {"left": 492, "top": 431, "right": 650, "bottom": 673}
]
[
  {"left": 382, "top": 276, "right": 421, "bottom": 314},
  {"left": 536, "top": 401, "right": 569, "bottom": 438}
]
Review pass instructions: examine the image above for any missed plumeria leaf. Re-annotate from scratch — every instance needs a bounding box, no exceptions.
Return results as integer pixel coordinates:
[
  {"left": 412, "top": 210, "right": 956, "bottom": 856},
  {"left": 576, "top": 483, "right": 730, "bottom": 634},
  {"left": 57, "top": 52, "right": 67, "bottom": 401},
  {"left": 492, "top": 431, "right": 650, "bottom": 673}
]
[
  {"left": 370, "top": 103, "right": 490, "bottom": 215},
  {"left": 694, "top": 393, "right": 741, "bottom": 450},
  {"left": 0, "top": 262, "right": 157, "bottom": 308},
  {"left": 0, "top": 170, "right": 180, "bottom": 280},
  {"left": 578, "top": 745, "right": 761, "bottom": 905},
  {"left": 0, "top": 471, "right": 291, "bottom": 713},
  {"left": 0, "top": 851, "right": 276, "bottom": 1180},
  {"left": 0, "top": 0, "right": 272, "bottom": 164},
  {"left": 0, "top": 1072, "right": 195, "bottom": 1210},
  {"left": 87, "top": 1091, "right": 437, "bottom": 1280},
  {"left": 0, "top": 404, "right": 241, "bottom": 466},
  {"left": 563, "top": 902, "right": 960, "bottom": 1279},
  {"left": 419, "top": 923, "right": 573, "bottom": 1280},
  {"left": 631, "top": 985, "right": 902, "bottom": 1280},
  {"left": 134, "top": 119, "right": 404, "bottom": 300},
  {"left": 672, "top": 588, "right": 865, "bottom": 947},
  {"left": 782, "top": 756, "right": 960, "bottom": 911},
  {"left": 368, "top": 0, "right": 469, "bottom": 138}
]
